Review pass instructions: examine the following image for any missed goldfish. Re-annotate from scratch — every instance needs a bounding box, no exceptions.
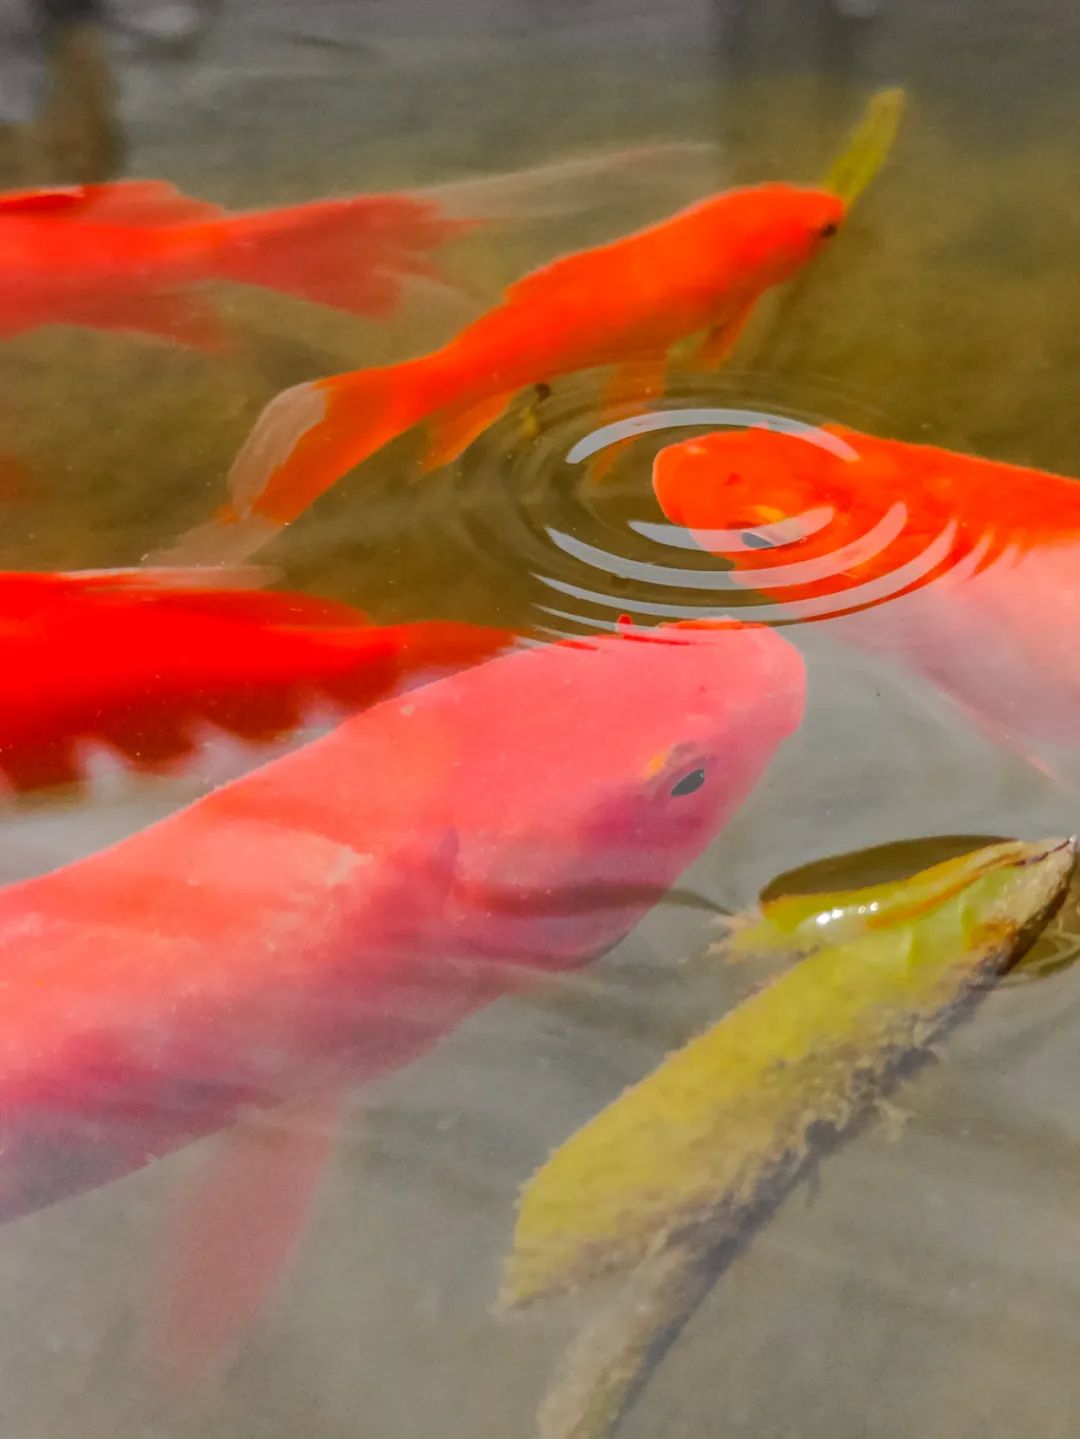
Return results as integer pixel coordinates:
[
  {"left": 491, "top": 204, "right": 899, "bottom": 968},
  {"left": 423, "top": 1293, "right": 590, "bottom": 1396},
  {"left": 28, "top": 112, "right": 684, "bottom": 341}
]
[
  {"left": 652, "top": 424, "right": 1080, "bottom": 766},
  {"left": 0, "top": 177, "right": 473, "bottom": 349},
  {"left": 503, "top": 835, "right": 1075, "bottom": 1439},
  {"left": 0, "top": 144, "right": 730, "bottom": 350},
  {"left": 0, "top": 616, "right": 804, "bottom": 1377},
  {"left": 161, "top": 183, "right": 847, "bottom": 564},
  {"left": 0, "top": 565, "right": 509, "bottom": 794}
]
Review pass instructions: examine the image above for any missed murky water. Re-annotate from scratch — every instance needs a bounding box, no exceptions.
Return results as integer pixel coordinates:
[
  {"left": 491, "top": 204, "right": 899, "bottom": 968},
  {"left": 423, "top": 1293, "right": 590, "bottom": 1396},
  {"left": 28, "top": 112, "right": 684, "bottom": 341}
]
[{"left": 0, "top": 2, "right": 1079, "bottom": 1436}]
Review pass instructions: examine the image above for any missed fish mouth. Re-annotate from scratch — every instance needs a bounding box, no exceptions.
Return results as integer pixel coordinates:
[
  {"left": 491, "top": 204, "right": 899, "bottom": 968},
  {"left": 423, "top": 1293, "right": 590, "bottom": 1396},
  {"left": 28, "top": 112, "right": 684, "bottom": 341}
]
[{"left": 450, "top": 876, "right": 669, "bottom": 967}]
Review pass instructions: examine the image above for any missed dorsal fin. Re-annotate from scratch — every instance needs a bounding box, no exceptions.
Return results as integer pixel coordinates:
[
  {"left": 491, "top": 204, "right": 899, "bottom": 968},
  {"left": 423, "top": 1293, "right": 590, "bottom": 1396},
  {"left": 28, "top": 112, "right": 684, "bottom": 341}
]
[{"left": 0, "top": 180, "right": 224, "bottom": 228}]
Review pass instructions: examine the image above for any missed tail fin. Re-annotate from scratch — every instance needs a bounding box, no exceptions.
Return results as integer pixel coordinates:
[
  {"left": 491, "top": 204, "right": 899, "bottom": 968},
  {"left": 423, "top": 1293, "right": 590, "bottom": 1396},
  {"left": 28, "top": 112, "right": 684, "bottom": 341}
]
[
  {"left": 150, "top": 359, "right": 437, "bottom": 565},
  {"left": 208, "top": 194, "right": 476, "bottom": 318}
]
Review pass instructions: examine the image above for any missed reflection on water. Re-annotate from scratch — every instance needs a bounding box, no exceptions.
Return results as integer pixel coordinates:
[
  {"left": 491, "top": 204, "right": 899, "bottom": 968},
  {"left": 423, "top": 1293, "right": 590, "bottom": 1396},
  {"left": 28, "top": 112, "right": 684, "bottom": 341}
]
[{"left": 1, "top": 2, "right": 1080, "bottom": 1437}]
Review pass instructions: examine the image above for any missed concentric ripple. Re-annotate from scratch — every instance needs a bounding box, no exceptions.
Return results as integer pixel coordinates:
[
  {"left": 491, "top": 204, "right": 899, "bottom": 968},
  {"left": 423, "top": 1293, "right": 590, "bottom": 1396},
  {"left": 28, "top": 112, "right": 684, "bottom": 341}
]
[{"left": 447, "top": 373, "right": 971, "bottom": 638}]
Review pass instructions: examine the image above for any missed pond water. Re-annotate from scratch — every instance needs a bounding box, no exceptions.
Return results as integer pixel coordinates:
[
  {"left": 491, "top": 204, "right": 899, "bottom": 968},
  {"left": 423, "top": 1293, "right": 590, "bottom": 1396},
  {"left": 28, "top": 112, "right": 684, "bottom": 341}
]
[{"left": 0, "top": 2, "right": 1079, "bottom": 1437}]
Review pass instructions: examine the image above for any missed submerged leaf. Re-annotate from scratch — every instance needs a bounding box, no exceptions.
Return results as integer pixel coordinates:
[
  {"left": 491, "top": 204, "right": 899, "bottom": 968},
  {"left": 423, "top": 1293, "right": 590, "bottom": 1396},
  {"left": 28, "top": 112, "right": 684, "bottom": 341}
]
[
  {"left": 508, "top": 836, "right": 1074, "bottom": 1439},
  {"left": 823, "top": 86, "right": 906, "bottom": 208},
  {"left": 726, "top": 836, "right": 1039, "bottom": 961},
  {"left": 506, "top": 837, "right": 1072, "bottom": 1308}
]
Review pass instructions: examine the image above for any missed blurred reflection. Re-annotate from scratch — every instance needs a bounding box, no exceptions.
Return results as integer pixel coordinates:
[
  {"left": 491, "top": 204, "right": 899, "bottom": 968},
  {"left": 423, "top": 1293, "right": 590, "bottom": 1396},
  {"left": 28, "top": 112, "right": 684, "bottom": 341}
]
[
  {"left": 0, "top": 0, "right": 120, "bottom": 184},
  {"left": 710, "top": 0, "right": 888, "bottom": 166},
  {"left": 712, "top": 0, "right": 884, "bottom": 79}
]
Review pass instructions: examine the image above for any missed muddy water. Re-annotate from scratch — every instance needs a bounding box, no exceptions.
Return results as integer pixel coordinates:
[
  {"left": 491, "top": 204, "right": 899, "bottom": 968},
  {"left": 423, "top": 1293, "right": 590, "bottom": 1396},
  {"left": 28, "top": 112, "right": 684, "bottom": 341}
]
[{"left": 0, "top": 2, "right": 1078, "bottom": 1436}]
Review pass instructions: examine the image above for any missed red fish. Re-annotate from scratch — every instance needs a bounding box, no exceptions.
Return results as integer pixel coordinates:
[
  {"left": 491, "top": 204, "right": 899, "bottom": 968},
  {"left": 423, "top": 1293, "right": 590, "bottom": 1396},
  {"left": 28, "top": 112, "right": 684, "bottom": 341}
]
[
  {"left": 0, "top": 178, "right": 473, "bottom": 349},
  {"left": 0, "top": 566, "right": 509, "bottom": 794},
  {"left": 0, "top": 617, "right": 804, "bottom": 1376},
  {"left": 164, "top": 183, "right": 846, "bottom": 563},
  {"left": 652, "top": 424, "right": 1080, "bottom": 763}
]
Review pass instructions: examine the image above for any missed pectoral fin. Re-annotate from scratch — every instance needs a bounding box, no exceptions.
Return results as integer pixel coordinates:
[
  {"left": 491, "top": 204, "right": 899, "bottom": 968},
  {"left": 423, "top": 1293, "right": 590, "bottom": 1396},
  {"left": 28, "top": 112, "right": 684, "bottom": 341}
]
[
  {"left": 685, "top": 295, "right": 756, "bottom": 372},
  {"left": 421, "top": 391, "right": 518, "bottom": 471},
  {"left": 586, "top": 354, "right": 669, "bottom": 483},
  {"left": 148, "top": 1087, "right": 348, "bottom": 1387}
]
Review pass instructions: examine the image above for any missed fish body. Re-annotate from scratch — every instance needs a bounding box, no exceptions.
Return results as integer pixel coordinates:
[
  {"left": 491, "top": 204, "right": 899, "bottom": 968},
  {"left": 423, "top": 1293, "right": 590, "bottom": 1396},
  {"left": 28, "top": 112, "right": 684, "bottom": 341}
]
[
  {"left": 0, "top": 618, "right": 804, "bottom": 1224},
  {"left": 652, "top": 424, "right": 1080, "bottom": 754},
  {"left": 170, "top": 184, "right": 845, "bottom": 562},
  {"left": 0, "top": 179, "right": 471, "bottom": 348},
  {"left": 0, "top": 567, "right": 509, "bottom": 793}
]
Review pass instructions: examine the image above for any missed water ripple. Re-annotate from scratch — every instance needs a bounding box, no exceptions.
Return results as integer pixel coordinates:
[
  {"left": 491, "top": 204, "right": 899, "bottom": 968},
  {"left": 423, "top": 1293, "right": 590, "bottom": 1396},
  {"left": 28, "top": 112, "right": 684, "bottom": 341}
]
[{"left": 448, "top": 374, "right": 966, "bottom": 638}]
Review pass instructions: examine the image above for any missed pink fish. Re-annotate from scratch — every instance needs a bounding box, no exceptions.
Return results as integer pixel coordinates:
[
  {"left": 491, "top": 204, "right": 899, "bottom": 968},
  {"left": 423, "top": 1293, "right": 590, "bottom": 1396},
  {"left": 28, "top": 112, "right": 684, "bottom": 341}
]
[{"left": 0, "top": 617, "right": 804, "bottom": 1376}]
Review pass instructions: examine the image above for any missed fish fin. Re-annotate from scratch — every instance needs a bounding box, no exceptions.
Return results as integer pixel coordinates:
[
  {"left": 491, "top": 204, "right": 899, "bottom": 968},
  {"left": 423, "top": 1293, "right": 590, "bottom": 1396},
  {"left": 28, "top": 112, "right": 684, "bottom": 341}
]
[
  {"left": 149, "top": 1088, "right": 348, "bottom": 1387},
  {"left": 211, "top": 196, "right": 475, "bottom": 319},
  {"left": 598, "top": 355, "right": 669, "bottom": 415},
  {"left": 585, "top": 355, "right": 668, "bottom": 483},
  {"left": 948, "top": 702, "right": 1066, "bottom": 788},
  {"left": 145, "top": 512, "right": 288, "bottom": 568},
  {"left": 684, "top": 296, "right": 756, "bottom": 372},
  {"left": 63, "top": 286, "right": 230, "bottom": 351},
  {"left": 71, "top": 180, "right": 227, "bottom": 227},
  {"left": 0, "top": 186, "right": 87, "bottom": 217},
  {"left": 420, "top": 390, "right": 517, "bottom": 471},
  {"left": 0, "top": 181, "right": 225, "bottom": 226},
  {"left": 155, "top": 360, "right": 434, "bottom": 563},
  {"left": 76, "top": 568, "right": 373, "bottom": 631},
  {"left": 72, "top": 564, "right": 275, "bottom": 592}
]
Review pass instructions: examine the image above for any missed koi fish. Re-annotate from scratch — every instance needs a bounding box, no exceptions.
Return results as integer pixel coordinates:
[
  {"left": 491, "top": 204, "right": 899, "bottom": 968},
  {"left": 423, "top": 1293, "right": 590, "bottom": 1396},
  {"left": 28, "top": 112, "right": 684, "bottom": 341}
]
[
  {"left": 0, "top": 616, "right": 804, "bottom": 1377},
  {"left": 504, "top": 835, "right": 1075, "bottom": 1439},
  {"left": 162, "top": 183, "right": 846, "bottom": 564},
  {"left": 0, "top": 177, "right": 474, "bottom": 349},
  {"left": 652, "top": 424, "right": 1080, "bottom": 765},
  {"left": 0, "top": 566, "right": 509, "bottom": 794}
]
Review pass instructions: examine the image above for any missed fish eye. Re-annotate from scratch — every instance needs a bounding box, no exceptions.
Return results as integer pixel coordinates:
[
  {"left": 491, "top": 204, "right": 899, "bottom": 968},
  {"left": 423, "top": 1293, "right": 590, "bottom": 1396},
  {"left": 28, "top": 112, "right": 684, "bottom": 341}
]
[
  {"left": 741, "top": 531, "right": 774, "bottom": 550},
  {"left": 671, "top": 767, "right": 707, "bottom": 797},
  {"left": 818, "top": 221, "right": 839, "bottom": 239}
]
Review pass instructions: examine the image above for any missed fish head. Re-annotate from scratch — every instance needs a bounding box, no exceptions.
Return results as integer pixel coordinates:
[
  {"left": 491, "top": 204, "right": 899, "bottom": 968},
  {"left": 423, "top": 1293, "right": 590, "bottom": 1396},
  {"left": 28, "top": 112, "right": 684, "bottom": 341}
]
[
  {"left": 652, "top": 426, "right": 865, "bottom": 571},
  {"left": 709, "top": 183, "right": 845, "bottom": 288},
  {"left": 442, "top": 620, "right": 805, "bottom": 967}
]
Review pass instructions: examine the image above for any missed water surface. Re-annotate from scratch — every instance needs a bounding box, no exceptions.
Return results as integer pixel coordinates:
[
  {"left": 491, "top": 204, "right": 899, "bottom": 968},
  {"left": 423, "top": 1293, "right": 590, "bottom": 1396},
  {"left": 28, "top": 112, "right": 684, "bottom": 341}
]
[{"left": 0, "top": 3, "right": 1079, "bottom": 1437}]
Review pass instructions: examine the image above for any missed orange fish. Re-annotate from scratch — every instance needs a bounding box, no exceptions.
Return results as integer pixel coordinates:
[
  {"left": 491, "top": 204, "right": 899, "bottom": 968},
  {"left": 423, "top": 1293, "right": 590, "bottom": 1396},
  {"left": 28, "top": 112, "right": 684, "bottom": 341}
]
[
  {"left": 165, "top": 183, "right": 846, "bottom": 563},
  {"left": 0, "top": 566, "right": 509, "bottom": 794},
  {"left": 0, "top": 178, "right": 473, "bottom": 349},
  {"left": 652, "top": 423, "right": 1080, "bottom": 763}
]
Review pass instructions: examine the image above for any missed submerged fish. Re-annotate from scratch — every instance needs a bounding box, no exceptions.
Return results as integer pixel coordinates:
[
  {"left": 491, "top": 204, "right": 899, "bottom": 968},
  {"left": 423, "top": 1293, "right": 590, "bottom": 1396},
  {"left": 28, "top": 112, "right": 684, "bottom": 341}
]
[
  {"left": 160, "top": 87, "right": 908, "bottom": 565},
  {"left": 0, "top": 144, "right": 725, "bottom": 351},
  {"left": 0, "top": 566, "right": 509, "bottom": 794},
  {"left": 0, "top": 616, "right": 804, "bottom": 1376},
  {"left": 503, "top": 836, "right": 1075, "bottom": 1439},
  {"left": 0, "top": 177, "right": 473, "bottom": 348},
  {"left": 652, "top": 425, "right": 1080, "bottom": 766},
  {"left": 163, "top": 183, "right": 846, "bottom": 562}
]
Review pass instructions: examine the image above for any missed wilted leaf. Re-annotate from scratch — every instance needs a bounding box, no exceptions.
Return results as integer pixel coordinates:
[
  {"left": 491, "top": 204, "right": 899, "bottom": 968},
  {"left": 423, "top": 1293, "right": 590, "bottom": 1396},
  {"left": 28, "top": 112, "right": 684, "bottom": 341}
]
[{"left": 505, "top": 837, "right": 1075, "bottom": 1439}]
